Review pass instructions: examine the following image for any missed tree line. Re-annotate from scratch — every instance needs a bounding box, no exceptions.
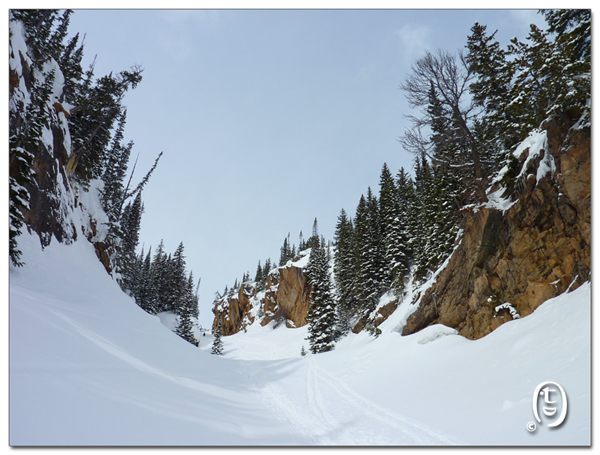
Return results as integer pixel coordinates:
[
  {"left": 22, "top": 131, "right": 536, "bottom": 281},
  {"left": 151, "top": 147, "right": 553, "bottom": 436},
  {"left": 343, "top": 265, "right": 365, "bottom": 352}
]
[
  {"left": 212, "top": 10, "right": 591, "bottom": 355},
  {"left": 9, "top": 10, "right": 201, "bottom": 347}
]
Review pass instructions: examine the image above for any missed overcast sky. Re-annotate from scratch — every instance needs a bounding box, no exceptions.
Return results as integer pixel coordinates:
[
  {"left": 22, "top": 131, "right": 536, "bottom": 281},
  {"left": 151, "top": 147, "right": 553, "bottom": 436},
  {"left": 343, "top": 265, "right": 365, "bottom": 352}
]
[{"left": 68, "top": 9, "right": 548, "bottom": 326}]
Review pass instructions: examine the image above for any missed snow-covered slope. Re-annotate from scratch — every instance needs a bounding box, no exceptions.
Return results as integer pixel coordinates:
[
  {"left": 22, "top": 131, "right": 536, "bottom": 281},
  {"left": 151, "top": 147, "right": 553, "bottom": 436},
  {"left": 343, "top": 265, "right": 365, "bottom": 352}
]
[{"left": 10, "top": 234, "right": 590, "bottom": 445}]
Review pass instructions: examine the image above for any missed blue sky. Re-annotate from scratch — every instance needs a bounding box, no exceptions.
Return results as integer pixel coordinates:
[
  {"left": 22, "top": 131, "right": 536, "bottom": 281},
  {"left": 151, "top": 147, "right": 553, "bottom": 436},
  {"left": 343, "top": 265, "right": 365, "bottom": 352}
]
[{"left": 68, "top": 9, "right": 548, "bottom": 325}]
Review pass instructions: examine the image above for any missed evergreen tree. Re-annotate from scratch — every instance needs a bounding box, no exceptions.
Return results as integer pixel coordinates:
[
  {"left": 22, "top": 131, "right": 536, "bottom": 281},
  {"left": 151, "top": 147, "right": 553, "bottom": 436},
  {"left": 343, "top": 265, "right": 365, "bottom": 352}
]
[
  {"left": 66, "top": 62, "right": 142, "bottom": 182},
  {"left": 379, "top": 163, "right": 404, "bottom": 291},
  {"left": 136, "top": 247, "right": 155, "bottom": 314},
  {"left": 396, "top": 168, "right": 417, "bottom": 271},
  {"left": 298, "top": 231, "right": 305, "bottom": 251},
  {"left": 305, "top": 236, "right": 338, "bottom": 354},
  {"left": 119, "top": 192, "right": 144, "bottom": 288},
  {"left": 170, "top": 242, "right": 188, "bottom": 314},
  {"left": 150, "top": 240, "right": 168, "bottom": 313},
  {"left": 352, "top": 189, "right": 384, "bottom": 318},
  {"left": 100, "top": 109, "right": 132, "bottom": 230},
  {"left": 211, "top": 318, "right": 224, "bottom": 355},
  {"left": 175, "top": 272, "right": 199, "bottom": 346},
  {"left": 279, "top": 233, "right": 294, "bottom": 265},
  {"left": 466, "top": 22, "right": 517, "bottom": 152},
  {"left": 333, "top": 208, "right": 355, "bottom": 332},
  {"left": 306, "top": 218, "right": 320, "bottom": 250},
  {"left": 254, "top": 261, "right": 263, "bottom": 288}
]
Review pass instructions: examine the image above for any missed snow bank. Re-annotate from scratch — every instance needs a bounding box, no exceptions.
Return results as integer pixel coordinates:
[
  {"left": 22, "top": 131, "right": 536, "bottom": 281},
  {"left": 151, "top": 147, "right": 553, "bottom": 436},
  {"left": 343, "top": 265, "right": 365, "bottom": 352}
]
[{"left": 10, "top": 233, "right": 590, "bottom": 445}]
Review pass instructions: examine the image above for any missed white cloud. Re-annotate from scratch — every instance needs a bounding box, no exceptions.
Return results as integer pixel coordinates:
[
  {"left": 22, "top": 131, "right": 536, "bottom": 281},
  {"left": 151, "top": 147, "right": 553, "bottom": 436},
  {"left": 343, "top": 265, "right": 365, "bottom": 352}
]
[{"left": 395, "top": 23, "right": 432, "bottom": 63}]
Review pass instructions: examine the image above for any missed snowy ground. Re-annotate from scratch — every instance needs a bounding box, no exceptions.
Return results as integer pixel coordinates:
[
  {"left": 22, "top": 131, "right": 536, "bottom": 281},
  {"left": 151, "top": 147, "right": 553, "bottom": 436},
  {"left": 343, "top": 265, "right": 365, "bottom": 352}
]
[{"left": 9, "top": 234, "right": 591, "bottom": 446}]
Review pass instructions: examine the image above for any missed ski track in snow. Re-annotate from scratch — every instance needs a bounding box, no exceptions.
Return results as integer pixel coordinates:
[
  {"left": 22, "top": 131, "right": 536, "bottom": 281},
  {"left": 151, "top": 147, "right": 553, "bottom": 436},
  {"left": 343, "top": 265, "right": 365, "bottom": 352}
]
[{"left": 253, "top": 352, "right": 455, "bottom": 445}]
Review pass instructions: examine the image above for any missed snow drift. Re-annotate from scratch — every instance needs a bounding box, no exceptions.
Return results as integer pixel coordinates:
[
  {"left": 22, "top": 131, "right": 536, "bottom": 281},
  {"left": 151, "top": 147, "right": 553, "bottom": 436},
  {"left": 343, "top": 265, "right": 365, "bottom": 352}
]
[{"left": 9, "top": 233, "right": 590, "bottom": 446}]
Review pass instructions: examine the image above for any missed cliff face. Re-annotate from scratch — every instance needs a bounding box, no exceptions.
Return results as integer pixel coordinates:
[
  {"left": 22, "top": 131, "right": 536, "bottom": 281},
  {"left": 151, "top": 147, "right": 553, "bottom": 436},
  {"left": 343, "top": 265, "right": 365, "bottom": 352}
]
[
  {"left": 10, "top": 20, "right": 114, "bottom": 274},
  {"left": 212, "top": 257, "right": 312, "bottom": 336},
  {"left": 211, "top": 283, "right": 257, "bottom": 336},
  {"left": 262, "top": 265, "right": 311, "bottom": 328},
  {"left": 402, "top": 115, "right": 591, "bottom": 340}
]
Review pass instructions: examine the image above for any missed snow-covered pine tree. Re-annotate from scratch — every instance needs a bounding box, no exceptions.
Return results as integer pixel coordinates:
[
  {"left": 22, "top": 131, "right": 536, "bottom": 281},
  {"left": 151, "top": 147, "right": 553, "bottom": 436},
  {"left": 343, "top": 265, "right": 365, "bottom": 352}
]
[
  {"left": 168, "top": 242, "right": 188, "bottom": 314},
  {"left": 66, "top": 63, "right": 142, "bottom": 182},
  {"left": 333, "top": 208, "right": 355, "bottom": 333},
  {"left": 175, "top": 272, "right": 199, "bottom": 346},
  {"left": 411, "top": 157, "right": 435, "bottom": 281},
  {"left": 100, "top": 109, "right": 132, "bottom": 231},
  {"left": 150, "top": 240, "right": 168, "bottom": 313},
  {"left": 466, "top": 22, "right": 517, "bottom": 153},
  {"left": 390, "top": 167, "right": 413, "bottom": 291},
  {"left": 211, "top": 318, "right": 224, "bottom": 355},
  {"left": 119, "top": 192, "right": 143, "bottom": 288},
  {"left": 135, "top": 247, "right": 155, "bottom": 314},
  {"left": 352, "top": 188, "right": 385, "bottom": 317},
  {"left": 379, "top": 163, "right": 404, "bottom": 291},
  {"left": 305, "top": 236, "right": 338, "bottom": 354}
]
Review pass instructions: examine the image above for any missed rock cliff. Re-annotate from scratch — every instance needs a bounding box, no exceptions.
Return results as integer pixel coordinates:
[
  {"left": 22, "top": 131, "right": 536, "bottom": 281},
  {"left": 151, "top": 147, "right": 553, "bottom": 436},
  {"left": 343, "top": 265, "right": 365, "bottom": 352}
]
[
  {"left": 262, "top": 265, "right": 311, "bottom": 328},
  {"left": 212, "top": 253, "right": 312, "bottom": 335},
  {"left": 402, "top": 114, "right": 591, "bottom": 340},
  {"left": 212, "top": 113, "right": 590, "bottom": 341}
]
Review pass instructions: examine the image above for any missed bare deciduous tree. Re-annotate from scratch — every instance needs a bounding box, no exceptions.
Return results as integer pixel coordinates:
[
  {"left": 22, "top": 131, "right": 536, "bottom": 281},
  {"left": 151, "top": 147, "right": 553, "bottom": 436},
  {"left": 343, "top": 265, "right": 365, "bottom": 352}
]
[{"left": 400, "top": 49, "right": 488, "bottom": 203}]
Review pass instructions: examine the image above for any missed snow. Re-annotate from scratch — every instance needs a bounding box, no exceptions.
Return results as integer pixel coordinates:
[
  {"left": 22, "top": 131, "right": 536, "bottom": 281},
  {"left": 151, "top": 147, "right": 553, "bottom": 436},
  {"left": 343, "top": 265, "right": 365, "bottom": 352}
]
[
  {"left": 484, "top": 187, "right": 518, "bottom": 212},
  {"left": 494, "top": 302, "right": 521, "bottom": 320},
  {"left": 10, "top": 233, "right": 590, "bottom": 446}
]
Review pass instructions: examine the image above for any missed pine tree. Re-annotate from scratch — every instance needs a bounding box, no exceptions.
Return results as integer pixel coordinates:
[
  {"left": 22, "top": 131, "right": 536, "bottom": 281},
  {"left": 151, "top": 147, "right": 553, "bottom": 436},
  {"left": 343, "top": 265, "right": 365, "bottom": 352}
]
[
  {"left": 175, "top": 272, "right": 199, "bottom": 346},
  {"left": 333, "top": 208, "right": 355, "bottom": 332},
  {"left": 379, "top": 163, "right": 404, "bottom": 291},
  {"left": 150, "top": 240, "right": 168, "bottom": 313},
  {"left": 136, "top": 247, "right": 155, "bottom": 313},
  {"left": 171, "top": 242, "right": 188, "bottom": 311},
  {"left": 100, "top": 109, "right": 132, "bottom": 229},
  {"left": 119, "top": 192, "right": 143, "bottom": 288},
  {"left": 254, "top": 260, "right": 263, "bottom": 289},
  {"left": 351, "top": 189, "right": 384, "bottom": 319},
  {"left": 466, "top": 22, "right": 517, "bottom": 152},
  {"left": 305, "top": 236, "right": 338, "bottom": 354},
  {"left": 279, "top": 233, "right": 294, "bottom": 265},
  {"left": 299, "top": 231, "right": 305, "bottom": 251},
  {"left": 306, "top": 218, "right": 320, "bottom": 250},
  {"left": 211, "top": 318, "right": 224, "bottom": 355}
]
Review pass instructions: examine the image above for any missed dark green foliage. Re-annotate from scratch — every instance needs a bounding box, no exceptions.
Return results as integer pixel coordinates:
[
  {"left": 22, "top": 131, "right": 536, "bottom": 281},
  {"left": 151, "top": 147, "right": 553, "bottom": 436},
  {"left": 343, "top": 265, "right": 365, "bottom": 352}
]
[
  {"left": 467, "top": 10, "right": 591, "bottom": 157},
  {"left": 279, "top": 233, "right": 295, "bottom": 265},
  {"left": 119, "top": 193, "right": 143, "bottom": 288},
  {"left": 305, "top": 218, "right": 321, "bottom": 251},
  {"left": 175, "top": 272, "right": 199, "bottom": 346},
  {"left": 333, "top": 209, "right": 355, "bottom": 333},
  {"left": 211, "top": 318, "right": 224, "bottom": 355},
  {"left": 305, "top": 237, "right": 338, "bottom": 354}
]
